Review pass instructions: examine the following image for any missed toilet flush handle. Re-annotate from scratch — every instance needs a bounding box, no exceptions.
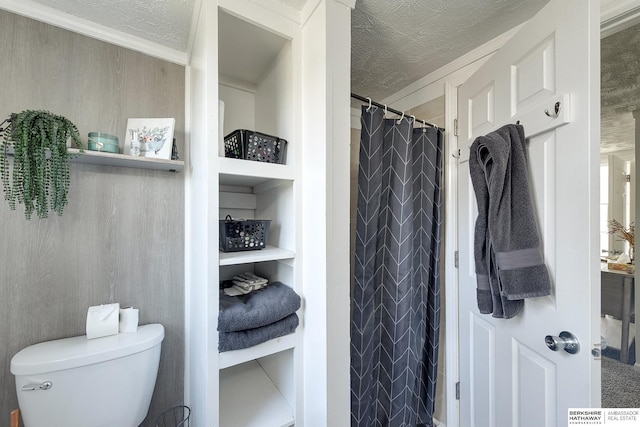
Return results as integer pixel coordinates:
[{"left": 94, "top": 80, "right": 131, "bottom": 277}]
[{"left": 21, "top": 381, "right": 52, "bottom": 391}]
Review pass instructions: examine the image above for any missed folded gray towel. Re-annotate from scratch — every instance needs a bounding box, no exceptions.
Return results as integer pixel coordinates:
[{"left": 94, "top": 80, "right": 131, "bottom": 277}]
[
  {"left": 469, "top": 124, "right": 550, "bottom": 319},
  {"left": 218, "top": 281, "right": 301, "bottom": 332},
  {"left": 218, "top": 313, "right": 299, "bottom": 352}
]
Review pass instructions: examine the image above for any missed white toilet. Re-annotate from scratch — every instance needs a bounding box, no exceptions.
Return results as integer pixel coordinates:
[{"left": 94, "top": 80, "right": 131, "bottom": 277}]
[{"left": 10, "top": 323, "right": 164, "bottom": 427}]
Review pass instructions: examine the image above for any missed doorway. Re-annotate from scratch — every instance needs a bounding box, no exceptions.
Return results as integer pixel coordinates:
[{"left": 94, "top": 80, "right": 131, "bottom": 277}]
[
  {"left": 348, "top": 96, "right": 447, "bottom": 425},
  {"left": 600, "top": 20, "right": 640, "bottom": 408}
]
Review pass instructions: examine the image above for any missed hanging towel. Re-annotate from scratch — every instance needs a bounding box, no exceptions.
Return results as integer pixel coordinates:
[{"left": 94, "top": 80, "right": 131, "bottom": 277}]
[
  {"left": 218, "top": 313, "right": 299, "bottom": 352},
  {"left": 468, "top": 124, "right": 551, "bottom": 319},
  {"left": 218, "top": 281, "right": 301, "bottom": 332}
]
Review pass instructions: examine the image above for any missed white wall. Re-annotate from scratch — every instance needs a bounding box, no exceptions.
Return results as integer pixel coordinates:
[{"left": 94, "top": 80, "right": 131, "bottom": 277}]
[
  {"left": 0, "top": 10, "right": 186, "bottom": 426},
  {"left": 301, "top": 0, "right": 352, "bottom": 425}
]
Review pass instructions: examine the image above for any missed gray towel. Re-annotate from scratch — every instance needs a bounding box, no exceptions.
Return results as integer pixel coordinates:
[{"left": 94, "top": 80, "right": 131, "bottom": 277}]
[
  {"left": 218, "top": 281, "right": 301, "bottom": 332},
  {"left": 469, "top": 124, "right": 551, "bottom": 319},
  {"left": 218, "top": 313, "right": 299, "bottom": 352}
]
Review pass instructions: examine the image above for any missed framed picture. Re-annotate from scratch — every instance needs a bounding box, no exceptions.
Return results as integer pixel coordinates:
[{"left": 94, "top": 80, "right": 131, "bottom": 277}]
[{"left": 124, "top": 118, "right": 175, "bottom": 160}]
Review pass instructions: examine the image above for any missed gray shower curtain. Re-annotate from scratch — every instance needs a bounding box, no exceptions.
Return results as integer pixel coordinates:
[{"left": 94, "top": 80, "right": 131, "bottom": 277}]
[{"left": 351, "top": 105, "right": 443, "bottom": 427}]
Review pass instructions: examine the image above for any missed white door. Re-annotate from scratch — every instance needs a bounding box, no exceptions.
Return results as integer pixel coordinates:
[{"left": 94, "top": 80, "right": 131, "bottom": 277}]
[
  {"left": 457, "top": 1, "right": 600, "bottom": 426},
  {"left": 608, "top": 154, "right": 628, "bottom": 255}
]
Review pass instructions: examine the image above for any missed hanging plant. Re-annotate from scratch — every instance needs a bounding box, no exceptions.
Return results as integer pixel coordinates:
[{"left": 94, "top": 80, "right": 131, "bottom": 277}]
[{"left": 0, "top": 110, "right": 83, "bottom": 220}]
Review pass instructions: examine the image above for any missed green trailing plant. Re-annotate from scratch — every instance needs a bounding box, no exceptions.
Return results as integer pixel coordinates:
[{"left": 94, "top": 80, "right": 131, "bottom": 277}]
[{"left": 0, "top": 110, "right": 83, "bottom": 219}]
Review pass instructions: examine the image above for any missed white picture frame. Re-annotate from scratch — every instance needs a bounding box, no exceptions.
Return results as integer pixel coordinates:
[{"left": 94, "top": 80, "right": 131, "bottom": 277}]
[{"left": 124, "top": 118, "right": 175, "bottom": 160}]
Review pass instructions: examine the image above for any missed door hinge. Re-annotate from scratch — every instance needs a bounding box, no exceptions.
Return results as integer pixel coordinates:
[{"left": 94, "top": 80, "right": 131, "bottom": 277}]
[
  {"left": 454, "top": 251, "right": 459, "bottom": 268},
  {"left": 456, "top": 382, "right": 460, "bottom": 400},
  {"left": 453, "top": 118, "right": 459, "bottom": 137}
]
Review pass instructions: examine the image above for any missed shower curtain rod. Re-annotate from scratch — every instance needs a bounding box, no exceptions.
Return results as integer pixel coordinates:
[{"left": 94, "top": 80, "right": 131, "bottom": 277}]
[{"left": 351, "top": 92, "right": 444, "bottom": 131}]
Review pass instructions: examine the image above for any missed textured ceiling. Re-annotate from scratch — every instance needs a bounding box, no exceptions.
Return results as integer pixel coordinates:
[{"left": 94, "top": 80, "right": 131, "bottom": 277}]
[
  {"left": 351, "top": 0, "right": 549, "bottom": 101},
  {"left": 30, "top": 0, "right": 195, "bottom": 51},
  {"left": 27, "top": 0, "right": 550, "bottom": 98},
  {"left": 24, "top": 0, "right": 635, "bottom": 156},
  {"left": 26, "top": 0, "right": 309, "bottom": 52},
  {"left": 27, "top": 0, "right": 550, "bottom": 101}
]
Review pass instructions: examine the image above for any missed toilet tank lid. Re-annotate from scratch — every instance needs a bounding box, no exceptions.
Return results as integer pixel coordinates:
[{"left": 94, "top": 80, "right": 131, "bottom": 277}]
[{"left": 10, "top": 324, "right": 164, "bottom": 376}]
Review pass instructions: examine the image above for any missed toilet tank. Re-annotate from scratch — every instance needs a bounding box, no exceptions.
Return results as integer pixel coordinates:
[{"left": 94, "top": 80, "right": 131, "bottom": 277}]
[{"left": 10, "top": 323, "right": 164, "bottom": 427}]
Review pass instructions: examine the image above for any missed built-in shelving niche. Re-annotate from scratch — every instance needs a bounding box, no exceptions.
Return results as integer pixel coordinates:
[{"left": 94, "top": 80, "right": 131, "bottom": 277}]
[
  {"left": 217, "top": 6, "right": 298, "bottom": 427},
  {"left": 220, "top": 352, "right": 295, "bottom": 427}
]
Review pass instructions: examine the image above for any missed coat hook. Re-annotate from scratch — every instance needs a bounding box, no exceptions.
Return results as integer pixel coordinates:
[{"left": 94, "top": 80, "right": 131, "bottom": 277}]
[
  {"left": 452, "top": 148, "right": 461, "bottom": 159},
  {"left": 366, "top": 97, "right": 372, "bottom": 112},
  {"left": 544, "top": 101, "right": 561, "bottom": 118}
]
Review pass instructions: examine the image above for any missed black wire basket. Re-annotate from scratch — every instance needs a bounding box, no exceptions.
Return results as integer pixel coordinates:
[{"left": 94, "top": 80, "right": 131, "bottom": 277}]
[
  {"left": 223, "top": 129, "right": 287, "bottom": 164},
  {"left": 219, "top": 215, "right": 271, "bottom": 252},
  {"left": 155, "top": 405, "right": 190, "bottom": 427}
]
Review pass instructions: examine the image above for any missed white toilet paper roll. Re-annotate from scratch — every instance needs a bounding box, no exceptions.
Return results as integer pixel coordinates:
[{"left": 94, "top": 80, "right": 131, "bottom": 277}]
[
  {"left": 119, "top": 307, "right": 139, "bottom": 333},
  {"left": 86, "top": 303, "right": 120, "bottom": 339}
]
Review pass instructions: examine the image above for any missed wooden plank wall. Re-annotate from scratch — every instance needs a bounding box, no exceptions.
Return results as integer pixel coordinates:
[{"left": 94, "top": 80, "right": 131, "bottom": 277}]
[{"left": 0, "top": 10, "right": 185, "bottom": 426}]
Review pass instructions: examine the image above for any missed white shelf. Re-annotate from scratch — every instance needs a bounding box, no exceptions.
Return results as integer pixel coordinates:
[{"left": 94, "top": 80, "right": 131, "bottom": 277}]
[
  {"left": 219, "top": 157, "right": 294, "bottom": 187},
  {"left": 68, "top": 148, "right": 184, "bottom": 172},
  {"left": 6, "top": 146, "right": 184, "bottom": 171},
  {"left": 219, "top": 245, "right": 295, "bottom": 266},
  {"left": 220, "top": 360, "right": 295, "bottom": 427},
  {"left": 218, "top": 333, "right": 296, "bottom": 369},
  {"left": 212, "top": 7, "right": 302, "bottom": 427}
]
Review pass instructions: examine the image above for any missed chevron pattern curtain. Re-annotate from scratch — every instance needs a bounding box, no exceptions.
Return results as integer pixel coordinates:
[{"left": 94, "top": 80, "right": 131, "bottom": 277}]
[{"left": 351, "top": 105, "right": 443, "bottom": 427}]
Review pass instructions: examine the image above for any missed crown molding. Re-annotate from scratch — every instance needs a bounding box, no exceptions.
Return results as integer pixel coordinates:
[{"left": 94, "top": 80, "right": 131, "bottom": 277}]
[
  {"left": 0, "top": 0, "right": 188, "bottom": 65},
  {"left": 601, "top": 0, "right": 640, "bottom": 37}
]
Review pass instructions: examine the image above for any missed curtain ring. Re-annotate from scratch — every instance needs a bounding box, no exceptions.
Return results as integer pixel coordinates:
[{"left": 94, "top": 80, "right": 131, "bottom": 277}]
[
  {"left": 384, "top": 104, "right": 388, "bottom": 116},
  {"left": 396, "top": 111, "right": 405, "bottom": 124},
  {"left": 410, "top": 115, "right": 416, "bottom": 124},
  {"left": 366, "top": 97, "right": 372, "bottom": 112}
]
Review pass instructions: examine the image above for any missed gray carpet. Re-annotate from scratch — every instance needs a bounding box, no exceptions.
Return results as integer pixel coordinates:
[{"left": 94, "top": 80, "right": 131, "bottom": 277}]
[{"left": 602, "top": 356, "right": 640, "bottom": 408}]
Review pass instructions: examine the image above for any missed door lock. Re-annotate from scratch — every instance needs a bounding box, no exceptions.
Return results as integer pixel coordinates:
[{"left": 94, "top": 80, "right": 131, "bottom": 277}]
[{"left": 545, "top": 331, "right": 580, "bottom": 354}]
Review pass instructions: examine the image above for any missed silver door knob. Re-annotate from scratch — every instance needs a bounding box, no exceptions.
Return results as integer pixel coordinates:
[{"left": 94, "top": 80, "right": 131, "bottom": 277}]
[{"left": 545, "top": 331, "right": 580, "bottom": 354}]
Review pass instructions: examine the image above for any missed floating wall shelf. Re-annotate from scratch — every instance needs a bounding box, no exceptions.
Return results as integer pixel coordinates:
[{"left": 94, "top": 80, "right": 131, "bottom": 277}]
[
  {"left": 6, "top": 146, "right": 184, "bottom": 172},
  {"left": 67, "top": 148, "right": 184, "bottom": 172}
]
